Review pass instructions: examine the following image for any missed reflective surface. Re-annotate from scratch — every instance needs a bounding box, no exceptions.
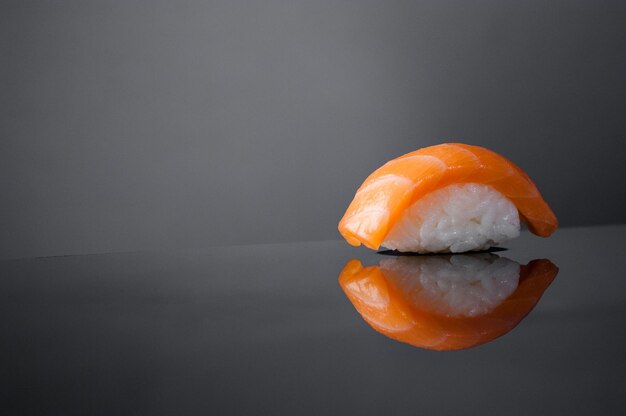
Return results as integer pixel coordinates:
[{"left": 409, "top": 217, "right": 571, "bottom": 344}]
[{"left": 2, "top": 225, "right": 626, "bottom": 415}]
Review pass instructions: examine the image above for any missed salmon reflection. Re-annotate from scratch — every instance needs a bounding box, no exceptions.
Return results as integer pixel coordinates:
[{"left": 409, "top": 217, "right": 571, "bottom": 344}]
[{"left": 339, "top": 254, "right": 558, "bottom": 351}]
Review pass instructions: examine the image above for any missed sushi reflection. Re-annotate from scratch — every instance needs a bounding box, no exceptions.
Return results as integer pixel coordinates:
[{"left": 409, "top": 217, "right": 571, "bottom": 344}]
[{"left": 339, "top": 254, "right": 558, "bottom": 351}]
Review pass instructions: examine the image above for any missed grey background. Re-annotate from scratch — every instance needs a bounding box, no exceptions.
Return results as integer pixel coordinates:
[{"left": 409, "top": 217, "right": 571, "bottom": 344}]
[{"left": 2, "top": 0, "right": 625, "bottom": 260}]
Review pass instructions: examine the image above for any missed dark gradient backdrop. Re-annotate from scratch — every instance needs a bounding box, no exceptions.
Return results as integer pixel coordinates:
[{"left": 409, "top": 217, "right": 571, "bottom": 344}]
[{"left": 2, "top": 1, "right": 626, "bottom": 259}]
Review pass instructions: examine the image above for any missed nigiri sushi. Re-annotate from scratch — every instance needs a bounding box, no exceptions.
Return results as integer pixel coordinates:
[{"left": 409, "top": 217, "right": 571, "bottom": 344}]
[
  {"left": 338, "top": 254, "right": 558, "bottom": 351},
  {"left": 338, "top": 143, "right": 558, "bottom": 253}
]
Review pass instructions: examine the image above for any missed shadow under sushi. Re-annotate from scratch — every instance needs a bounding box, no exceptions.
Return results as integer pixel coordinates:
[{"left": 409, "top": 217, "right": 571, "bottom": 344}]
[{"left": 377, "top": 247, "right": 509, "bottom": 256}]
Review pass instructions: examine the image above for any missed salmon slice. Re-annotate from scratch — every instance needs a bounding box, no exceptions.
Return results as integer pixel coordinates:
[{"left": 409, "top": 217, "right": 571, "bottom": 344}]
[
  {"left": 338, "top": 143, "right": 558, "bottom": 250},
  {"left": 339, "top": 256, "right": 558, "bottom": 351}
]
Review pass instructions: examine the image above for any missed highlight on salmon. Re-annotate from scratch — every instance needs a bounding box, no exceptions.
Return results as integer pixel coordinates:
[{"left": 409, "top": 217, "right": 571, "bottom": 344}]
[
  {"left": 338, "top": 143, "right": 558, "bottom": 253},
  {"left": 338, "top": 254, "right": 558, "bottom": 351}
]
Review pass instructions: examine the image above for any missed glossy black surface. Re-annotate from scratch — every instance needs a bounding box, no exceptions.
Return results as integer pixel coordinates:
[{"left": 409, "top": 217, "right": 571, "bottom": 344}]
[{"left": 2, "top": 225, "right": 625, "bottom": 415}]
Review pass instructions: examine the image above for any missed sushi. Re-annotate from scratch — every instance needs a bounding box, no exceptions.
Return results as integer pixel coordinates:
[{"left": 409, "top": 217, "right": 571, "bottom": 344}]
[
  {"left": 338, "top": 143, "right": 558, "bottom": 253},
  {"left": 338, "top": 254, "right": 558, "bottom": 351}
]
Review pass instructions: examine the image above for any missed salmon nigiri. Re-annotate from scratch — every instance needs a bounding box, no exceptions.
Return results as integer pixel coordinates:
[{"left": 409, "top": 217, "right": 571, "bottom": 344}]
[
  {"left": 338, "top": 254, "right": 558, "bottom": 351},
  {"left": 338, "top": 143, "right": 558, "bottom": 253}
]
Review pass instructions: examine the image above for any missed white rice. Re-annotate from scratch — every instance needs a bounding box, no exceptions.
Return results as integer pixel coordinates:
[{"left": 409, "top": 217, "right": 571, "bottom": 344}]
[
  {"left": 382, "top": 183, "right": 520, "bottom": 253},
  {"left": 380, "top": 254, "right": 520, "bottom": 318}
]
